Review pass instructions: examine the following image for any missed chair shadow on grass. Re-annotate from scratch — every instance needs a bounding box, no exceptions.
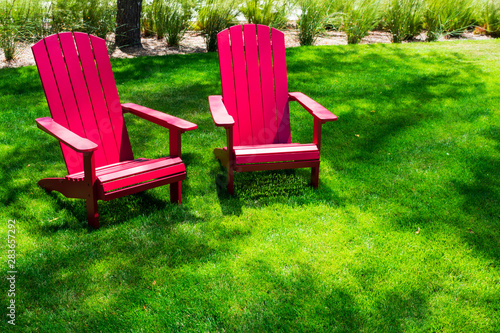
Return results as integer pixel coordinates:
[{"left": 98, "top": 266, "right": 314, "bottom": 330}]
[
  {"left": 20, "top": 201, "right": 232, "bottom": 330},
  {"left": 37, "top": 154, "right": 201, "bottom": 233},
  {"left": 213, "top": 162, "right": 344, "bottom": 217},
  {"left": 40, "top": 189, "right": 198, "bottom": 233}
]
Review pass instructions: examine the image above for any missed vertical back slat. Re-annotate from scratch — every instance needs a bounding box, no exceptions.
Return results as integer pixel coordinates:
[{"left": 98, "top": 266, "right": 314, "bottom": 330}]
[
  {"left": 32, "top": 38, "right": 83, "bottom": 174},
  {"left": 257, "top": 25, "right": 278, "bottom": 144},
  {"left": 218, "top": 29, "right": 241, "bottom": 146},
  {"left": 58, "top": 32, "right": 107, "bottom": 167},
  {"left": 45, "top": 35, "right": 87, "bottom": 144},
  {"left": 271, "top": 28, "right": 291, "bottom": 143},
  {"left": 244, "top": 24, "right": 265, "bottom": 145},
  {"left": 90, "top": 35, "right": 134, "bottom": 161},
  {"left": 229, "top": 25, "right": 253, "bottom": 146},
  {"left": 74, "top": 33, "right": 120, "bottom": 164}
]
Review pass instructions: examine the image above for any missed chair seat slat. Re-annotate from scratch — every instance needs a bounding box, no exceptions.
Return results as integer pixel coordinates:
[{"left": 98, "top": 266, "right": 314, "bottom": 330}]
[
  {"left": 66, "top": 157, "right": 183, "bottom": 181},
  {"left": 234, "top": 143, "right": 319, "bottom": 164},
  {"left": 234, "top": 144, "right": 318, "bottom": 156},
  {"left": 102, "top": 163, "right": 186, "bottom": 192}
]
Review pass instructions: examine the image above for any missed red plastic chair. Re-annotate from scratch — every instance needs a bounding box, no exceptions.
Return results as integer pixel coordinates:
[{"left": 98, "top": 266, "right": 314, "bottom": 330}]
[
  {"left": 209, "top": 24, "right": 338, "bottom": 194},
  {"left": 32, "top": 32, "right": 197, "bottom": 228}
]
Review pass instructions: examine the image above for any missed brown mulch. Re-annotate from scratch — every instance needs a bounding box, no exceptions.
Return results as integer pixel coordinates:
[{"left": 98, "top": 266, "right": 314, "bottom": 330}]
[{"left": 0, "top": 29, "right": 492, "bottom": 69}]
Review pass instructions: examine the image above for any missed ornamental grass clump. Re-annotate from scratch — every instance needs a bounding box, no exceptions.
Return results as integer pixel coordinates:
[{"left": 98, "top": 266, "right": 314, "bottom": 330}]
[
  {"left": 297, "top": 0, "right": 330, "bottom": 46},
  {"left": 0, "top": 0, "right": 24, "bottom": 61},
  {"left": 198, "top": 0, "right": 238, "bottom": 52},
  {"left": 342, "top": 0, "right": 382, "bottom": 44},
  {"left": 423, "top": 0, "right": 476, "bottom": 41},
  {"left": 480, "top": 0, "right": 500, "bottom": 37},
  {"left": 152, "top": 0, "right": 193, "bottom": 46},
  {"left": 384, "top": 0, "right": 423, "bottom": 43},
  {"left": 240, "top": 0, "right": 292, "bottom": 28},
  {"left": 141, "top": 0, "right": 155, "bottom": 37},
  {"left": 0, "top": 25, "right": 17, "bottom": 61}
]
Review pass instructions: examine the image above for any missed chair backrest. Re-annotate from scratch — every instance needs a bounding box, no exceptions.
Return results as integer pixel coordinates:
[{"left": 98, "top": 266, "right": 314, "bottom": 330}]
[
  {"left": 217, "top": 24, "right": 291, "bottom": 146},
  {"left": 32, "top": 32, "right": 133, "bottom": 175}
]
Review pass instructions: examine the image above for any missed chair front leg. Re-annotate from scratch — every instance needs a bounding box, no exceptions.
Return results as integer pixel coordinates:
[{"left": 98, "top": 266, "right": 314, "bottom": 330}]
[
  {"left": 226, "top": 127, "right": 235, "bottom": 195},
  {"left": 169, "top": 128, "right": 183, "bottom": 204},
  {"left": 83, "top": 151, "right": 99, "bottom": 228},
  {"left": 170, "top": 182, "right": 182, "bottom": 204},
  {"left": 313, "top": 118, "right": 323, "bottom": 151},
  {"left": 86, "top": 195, "right": 99, "bottom": 228},
  {"left": 311, "top": 165, "right": 320, "bottom": 188},
  {"left": 227, "top": 161, "right": 234, "bottom": 195},
  {"left": 312, "top": 118, "right": 324, "bottom": 188}
]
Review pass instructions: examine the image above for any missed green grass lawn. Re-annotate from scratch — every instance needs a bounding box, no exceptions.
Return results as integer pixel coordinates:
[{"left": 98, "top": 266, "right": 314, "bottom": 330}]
[{"left": 1, "top": 39, "right": 499, "bottom": 332}]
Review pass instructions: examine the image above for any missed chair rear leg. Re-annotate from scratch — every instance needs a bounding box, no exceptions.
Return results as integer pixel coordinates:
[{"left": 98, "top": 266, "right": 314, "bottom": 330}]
[
  {"left": 170, "top": 181, "right": 182, "bottom": 204},
  {"left": 86, "top": 196, "right": 99, "bottom": 229},
  {"left": 311, "top": 166, "right": 319, "bottom": 188}
]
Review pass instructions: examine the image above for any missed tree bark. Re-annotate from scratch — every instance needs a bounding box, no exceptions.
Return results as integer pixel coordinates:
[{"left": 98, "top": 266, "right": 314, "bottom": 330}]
[{"left": 116, "top": 0, "right": 143, "bottom": 48}]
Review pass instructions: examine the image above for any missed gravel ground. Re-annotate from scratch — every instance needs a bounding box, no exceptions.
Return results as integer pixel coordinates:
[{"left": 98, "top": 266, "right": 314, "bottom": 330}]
[{"left": 0, "top": 29, "right": 492, "bottom": 69}]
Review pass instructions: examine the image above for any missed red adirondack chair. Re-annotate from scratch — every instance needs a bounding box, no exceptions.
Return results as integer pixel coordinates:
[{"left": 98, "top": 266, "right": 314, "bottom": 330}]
[
  {"left": 32, "top": 32, "right": 197, "bottom": 228},
  {"left": 209, "top": 24, "right": 337, "bottom": 194}
]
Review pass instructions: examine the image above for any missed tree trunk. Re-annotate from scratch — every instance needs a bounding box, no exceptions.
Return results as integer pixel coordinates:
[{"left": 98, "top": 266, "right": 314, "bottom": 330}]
[{"left": 116, "top": 0, "right": 143, "bottom": 48}]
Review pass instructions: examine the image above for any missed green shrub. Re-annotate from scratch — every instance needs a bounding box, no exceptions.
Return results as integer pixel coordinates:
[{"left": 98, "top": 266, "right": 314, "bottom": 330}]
[
  {"left": 342, "top": 0, "right": 382, "bottom": 44},
  {"left": 51, "top": 0, "right": 117, "bottom": 38},
  {"left": 198, "top": 0, "right": 238, "bottom": 52},
  {"left": 423, "top": 0, "right": 476, "bottom": 41},
  {"left": 297, "top": 0, "right": 330, "bottom": 46},
  {"left": 82, "top": 0, "right": 116, "bottom": 39},
  {"left": 384, "top": 0, "right": 423, "bottom": 43},
  {"left": 20, "top": 1, "right": 51, "bottom": 41},
  {"left": 51, "top": 0, "right": 83, "bottom": 33}
]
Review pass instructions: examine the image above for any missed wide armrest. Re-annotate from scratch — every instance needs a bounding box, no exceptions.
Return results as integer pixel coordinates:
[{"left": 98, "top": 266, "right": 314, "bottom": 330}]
[
  {"left": 36, "top": 117, "right": 98, "bottom": 153},
  {"left": 122, "top": 103, "right": 197, "bottom": 131},
  {"left": 288, "top": 92, "right": 338, "bottom": 122},
  {"left": 208, "top": 95, "right": 234, "bottom": 128}
]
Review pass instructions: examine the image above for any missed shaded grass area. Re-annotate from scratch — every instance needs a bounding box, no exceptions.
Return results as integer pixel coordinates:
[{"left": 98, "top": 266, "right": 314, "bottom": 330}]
[{"left": 1, "top": 40, "right": 499, "bottom": 332}]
